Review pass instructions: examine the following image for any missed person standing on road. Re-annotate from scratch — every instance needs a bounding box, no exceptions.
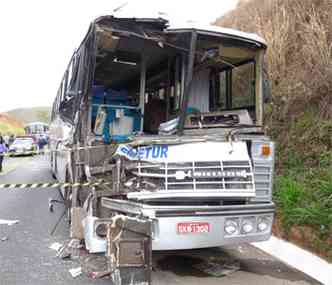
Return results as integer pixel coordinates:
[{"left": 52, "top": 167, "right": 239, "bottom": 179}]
[
  {"left": 8, "top": 134, "right": 15, "bottom": 146},
  {"left": 0, "top": 135, "right": 8, "bottom": 172},
  {"left": 3, "top": 135, "right": 9, "bottom": 148}
]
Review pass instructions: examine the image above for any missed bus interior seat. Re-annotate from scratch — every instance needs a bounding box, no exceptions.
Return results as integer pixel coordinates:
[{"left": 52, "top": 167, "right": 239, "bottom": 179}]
[{"left": 91, "top": 85, "right": 141, "bottom": 143}]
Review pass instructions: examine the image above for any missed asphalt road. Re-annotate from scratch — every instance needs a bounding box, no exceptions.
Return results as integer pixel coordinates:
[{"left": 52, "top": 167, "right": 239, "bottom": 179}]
[{"left": 0, "top": 155, "right": 322, "bottom": 285}]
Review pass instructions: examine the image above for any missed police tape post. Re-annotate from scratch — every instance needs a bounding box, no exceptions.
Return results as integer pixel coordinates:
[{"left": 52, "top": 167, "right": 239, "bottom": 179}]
[{"left": 0, "top": 180, "right": 111, "bottom": 189}]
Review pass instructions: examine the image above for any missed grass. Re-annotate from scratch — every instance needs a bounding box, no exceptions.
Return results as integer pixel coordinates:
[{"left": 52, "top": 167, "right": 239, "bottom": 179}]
[
  {"left": 272, "top": 111, "right": 332, "bottom": 261},
  {"left": 273, "top": 135, "right": 332, "bottom": 261},
  {"left": 274, "top": 170, "right": 332, "bottom": 232}
]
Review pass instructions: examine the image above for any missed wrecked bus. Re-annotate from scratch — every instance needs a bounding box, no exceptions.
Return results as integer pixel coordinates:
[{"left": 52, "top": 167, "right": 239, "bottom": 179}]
[{"left": 49, "top": 15, "right": 274, "bottom": 281}]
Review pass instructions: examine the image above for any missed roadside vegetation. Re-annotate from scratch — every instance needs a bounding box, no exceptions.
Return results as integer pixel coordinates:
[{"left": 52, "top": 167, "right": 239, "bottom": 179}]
[
  {"left": 0, "top": 113, "right": 24, "bottom": 136},
  {"left": 0, "top": 106, "right": 50, "bottom": 136},
  {"left": 216, "top": 0, "right": 332, "bottom": 261}
]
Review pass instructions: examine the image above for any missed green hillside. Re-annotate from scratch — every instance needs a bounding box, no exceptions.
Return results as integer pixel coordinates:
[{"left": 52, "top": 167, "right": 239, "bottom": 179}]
[{"left": 216, "top": 0, "right": 332, "bottom": 260}]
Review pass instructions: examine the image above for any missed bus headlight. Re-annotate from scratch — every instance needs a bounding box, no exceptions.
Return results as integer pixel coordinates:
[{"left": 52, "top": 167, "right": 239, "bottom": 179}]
[
  {"left": 241, "top": 217, "right": 255, "bottom": 234},
  {"left": 224, "top": 219, "right": 239, "bottom": 236},
  {"left": 257, "top": 217, "right": 271, "bottom": 232}
]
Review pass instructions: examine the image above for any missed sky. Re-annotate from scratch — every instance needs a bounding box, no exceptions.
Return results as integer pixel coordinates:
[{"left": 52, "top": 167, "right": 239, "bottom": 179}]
[{"left": 0, "top": 0, "right": 238, "bottom": 112}]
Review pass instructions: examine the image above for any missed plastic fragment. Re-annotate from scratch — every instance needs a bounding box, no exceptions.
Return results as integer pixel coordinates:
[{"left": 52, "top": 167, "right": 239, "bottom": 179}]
[
  {"left": 0, "top": 219, "right": 19, "bottom": 226},
  {"left": 69, "top": 267, "right": 82, "bottom": 278},
  {"left": 49, "top": 242, "right": 63, "bottom": 251}
]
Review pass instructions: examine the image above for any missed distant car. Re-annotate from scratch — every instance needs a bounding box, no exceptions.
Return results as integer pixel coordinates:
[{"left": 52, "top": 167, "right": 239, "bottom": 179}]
[{"left": 9, "top": 137, "right": 37, "bottom": 156}]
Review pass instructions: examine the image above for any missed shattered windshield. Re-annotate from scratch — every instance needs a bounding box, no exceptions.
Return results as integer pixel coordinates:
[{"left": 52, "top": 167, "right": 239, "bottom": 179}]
[{"left": 178, "top": 31, "right": 260, "bottom": 131}]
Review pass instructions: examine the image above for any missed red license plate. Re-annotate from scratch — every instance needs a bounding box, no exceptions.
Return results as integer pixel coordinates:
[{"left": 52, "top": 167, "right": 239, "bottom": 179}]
[{"left": 177, "top": 222, "right": 210, "bottom": 234}]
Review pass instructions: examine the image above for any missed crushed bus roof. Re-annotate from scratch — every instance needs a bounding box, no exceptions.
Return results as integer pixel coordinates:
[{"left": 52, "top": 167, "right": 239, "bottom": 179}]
[
  {"left": 167, "top": 24, "right": 267, "bottom": 47},
  {"left": 93, "top": 16, "right": 266, "bottom": 47}
]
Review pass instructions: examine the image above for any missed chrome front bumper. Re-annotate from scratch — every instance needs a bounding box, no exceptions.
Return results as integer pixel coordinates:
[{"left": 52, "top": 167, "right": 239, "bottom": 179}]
[{"left": 85, "top": 199, "right": 275, "bottom": 252}]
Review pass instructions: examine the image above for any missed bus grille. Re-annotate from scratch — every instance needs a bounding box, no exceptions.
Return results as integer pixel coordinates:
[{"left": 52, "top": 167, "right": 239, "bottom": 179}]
[{"left": 134, "top": 160, "right": 255, "bottom": 196}]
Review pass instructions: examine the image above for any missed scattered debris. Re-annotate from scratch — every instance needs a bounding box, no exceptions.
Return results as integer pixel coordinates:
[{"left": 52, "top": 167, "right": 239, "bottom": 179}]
[
  {"left": 83, "top": 255, "right": 109, "bottom": 279},
  {"left": 1, "top": 236, "right": 8, "bottom": 242},
  {"left": 56, "top": 239, "right": 83, "bottom": 259},
  {"left": 69, "top": 267, "right": 82, "bottom": 278},
  {"left": 68, "top": 238, "right": 83, "bottom": 249},
  {"left": 49, "top": 242, "right": 63, "bottom": 251},
  {"left": 56, "top": 245, "right": 70, "bottom": 259},
  {"left": 0, "top": 219, "right": 19, "bottom": 226},
  {"left": 193, "top": 260, "right": 240, "bottom": 277},
  {"left": 88, "top": 270, "right": 111, "bottom": 279},
  {"left": 237, "top": 245, "right": 245, "bottom": 254}
]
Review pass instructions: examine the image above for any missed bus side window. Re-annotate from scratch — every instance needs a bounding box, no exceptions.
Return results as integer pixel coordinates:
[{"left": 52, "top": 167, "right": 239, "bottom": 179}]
[
  {"left": 59, "top": 54, "right": 80, "bottom": 122},
  {"left": 53, "top": 84, "right": 63, "bottom": 120}
]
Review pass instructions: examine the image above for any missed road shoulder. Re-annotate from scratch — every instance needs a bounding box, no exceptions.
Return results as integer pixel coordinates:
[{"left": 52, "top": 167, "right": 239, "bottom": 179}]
[{"left": 252, "top": 236, "right": 332, "bottom": 285}]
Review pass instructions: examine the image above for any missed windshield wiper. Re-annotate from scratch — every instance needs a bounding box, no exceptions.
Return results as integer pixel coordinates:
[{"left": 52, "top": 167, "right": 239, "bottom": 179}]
[
  {"left": 226, "top": 123, "right": 262, "bottom": 128},
  {"left": 226, "top": 124, "right": 263, "bottom": 141}
]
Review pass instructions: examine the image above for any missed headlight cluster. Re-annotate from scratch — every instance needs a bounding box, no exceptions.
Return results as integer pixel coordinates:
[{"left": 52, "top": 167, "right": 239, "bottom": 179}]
[
  {"left": 224, "top": 219, "right": 240, "bottom": 235},
  {"left": 224, "top": 215, "right": 272, "bottom": 237}
]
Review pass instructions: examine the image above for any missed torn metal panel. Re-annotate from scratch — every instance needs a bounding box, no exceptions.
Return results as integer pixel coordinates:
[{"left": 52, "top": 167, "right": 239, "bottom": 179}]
[{"left": 106, "top": 215, "right": 152, "bottom": 285}]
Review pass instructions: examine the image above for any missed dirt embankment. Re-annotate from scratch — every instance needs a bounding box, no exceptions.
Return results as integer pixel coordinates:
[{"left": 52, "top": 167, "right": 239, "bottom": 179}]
[{"left": 216, "top": 0, "right": 332, "bottom": 261}]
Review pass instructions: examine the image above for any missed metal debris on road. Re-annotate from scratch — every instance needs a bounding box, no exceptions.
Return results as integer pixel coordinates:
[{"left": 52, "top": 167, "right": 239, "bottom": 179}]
[
  {"left": 1, "top": 236, "right": 8, "bottom": 242},
  {"left": 82, "top": 255, "right": 110, "bottom": 279},
  {"left": 237, "top": 245, "right": 245, "bottom": 254},
  {"left": 0, "top": 219, "right": 19, "bottom": 226},
  {"left": 69, "top": 267, "right": 83, "bottom": 278},
  {"left": 88, "top": 271, "right": 111, "bottom": 279},
  {"left": 56, "top": 239, "right": 83, "bottom": 259}
]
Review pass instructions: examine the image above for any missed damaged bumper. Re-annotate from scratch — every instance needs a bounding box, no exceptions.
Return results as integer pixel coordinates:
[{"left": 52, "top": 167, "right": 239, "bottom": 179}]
[{"left": 85, "top": 199, "right": 275, "bottom": 252}]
